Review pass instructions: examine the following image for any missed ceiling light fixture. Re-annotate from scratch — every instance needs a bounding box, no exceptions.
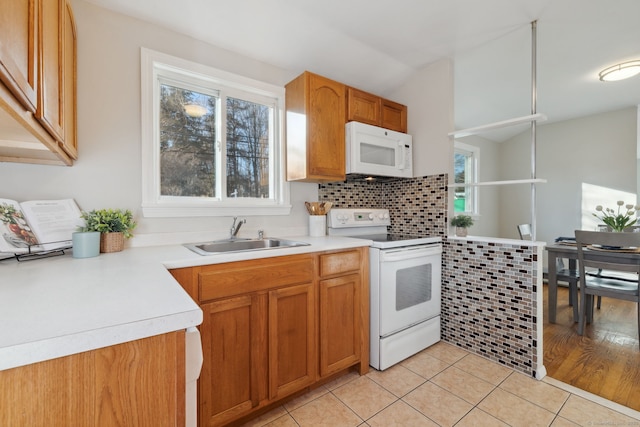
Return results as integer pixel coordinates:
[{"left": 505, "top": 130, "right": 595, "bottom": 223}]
[
  {"left": 598, "top": 60, "right": 640, "bottom": 81},
  {"left": 183, "top": 104, "right": 208, "bottom": 118}
]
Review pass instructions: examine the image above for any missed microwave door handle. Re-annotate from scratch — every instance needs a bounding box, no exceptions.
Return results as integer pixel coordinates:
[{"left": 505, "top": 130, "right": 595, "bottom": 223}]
[{"left": 397, "top": 141, "right": 405, "bottom": 169}]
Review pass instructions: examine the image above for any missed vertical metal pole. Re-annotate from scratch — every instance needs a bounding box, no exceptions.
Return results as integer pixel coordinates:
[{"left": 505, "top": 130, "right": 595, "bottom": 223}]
[{"left": 531, "top": 21, "right": 538, "bottom": 240}]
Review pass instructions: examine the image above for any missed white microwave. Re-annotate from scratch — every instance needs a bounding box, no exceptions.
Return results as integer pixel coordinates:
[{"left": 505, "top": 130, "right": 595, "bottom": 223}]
[{"left": 346, "top": 121, "right": 413, "bottom": 178}]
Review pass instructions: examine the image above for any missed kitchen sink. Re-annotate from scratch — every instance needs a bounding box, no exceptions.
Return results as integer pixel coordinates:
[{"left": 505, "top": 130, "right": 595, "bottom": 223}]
[{"left": 184, "top": 237, "right": 310, "bottom": 256}]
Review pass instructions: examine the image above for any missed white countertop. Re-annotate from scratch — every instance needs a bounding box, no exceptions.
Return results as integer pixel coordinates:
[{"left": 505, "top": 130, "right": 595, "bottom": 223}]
[
  {"left": 447, "top": 234, "right": 547, "bottom": 247},
  {"left": 0, "top": 235, "right": 370, "bottom": 371}
]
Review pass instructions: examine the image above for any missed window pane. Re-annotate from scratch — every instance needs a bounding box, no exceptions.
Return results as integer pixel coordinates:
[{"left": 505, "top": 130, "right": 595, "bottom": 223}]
[
  {"left": 226, "top": 97, "right": 271, "bottom": 198},
  {"left": 159, "top": 84, "right": 217, "bottom": 197},
  {"left": 454, "top": 151, "right": 468, "bottom": 212}
]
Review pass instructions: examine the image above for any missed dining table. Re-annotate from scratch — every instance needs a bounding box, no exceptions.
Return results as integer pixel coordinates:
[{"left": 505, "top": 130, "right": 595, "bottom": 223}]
[{"left": 545, "top": 242, "right": 640, "bottom": 323}]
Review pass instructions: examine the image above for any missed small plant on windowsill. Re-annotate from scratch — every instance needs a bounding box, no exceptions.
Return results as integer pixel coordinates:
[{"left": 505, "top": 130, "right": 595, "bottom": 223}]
[
  {"left": 450, "top": 214, "right": 474, "bottom": 237},
  {"left": 79, "top": 209, "right": 136, "bottom": 253}
]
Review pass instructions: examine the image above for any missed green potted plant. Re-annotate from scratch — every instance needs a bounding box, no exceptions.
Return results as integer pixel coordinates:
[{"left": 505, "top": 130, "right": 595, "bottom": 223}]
[
  {"left": 593, "top": 201, "right": 640, "bottom": 232},
  {"left": 450, "top": 214, "right": 474, "bottom": 237},
  {"left": 79, "top": 209, "right": 136, "bottom": 253}
]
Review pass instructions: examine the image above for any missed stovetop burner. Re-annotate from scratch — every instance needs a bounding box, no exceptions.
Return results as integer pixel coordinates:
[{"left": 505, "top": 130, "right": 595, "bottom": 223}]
[{"left": 326, "top": 208, "right": 441, "bottom": 249}]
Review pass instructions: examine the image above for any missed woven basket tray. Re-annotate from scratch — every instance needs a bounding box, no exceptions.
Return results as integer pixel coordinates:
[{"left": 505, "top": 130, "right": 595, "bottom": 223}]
[{"left": 100, "top": 232, "right": 124, "bottom": 253}]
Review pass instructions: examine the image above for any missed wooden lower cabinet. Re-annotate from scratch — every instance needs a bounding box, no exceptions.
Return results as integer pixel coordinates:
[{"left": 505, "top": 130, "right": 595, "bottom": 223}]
[
  {"left": 0, "top": 331, "right": 186, "bottom": 427},
  {"left": 269, "top": 282, "right": 316, "bottom": 400},
  {"left": 319, "top": 273, "right": 361, "bottom": 376},
  {"left": 318, "top": 249, "right": 369, "bottom": 377},
  {"left": 170, "top": 247, "right": 369, "bottom": 427},
  {"left": 200, "top": 294, "right": 264, "bottom": 426}
]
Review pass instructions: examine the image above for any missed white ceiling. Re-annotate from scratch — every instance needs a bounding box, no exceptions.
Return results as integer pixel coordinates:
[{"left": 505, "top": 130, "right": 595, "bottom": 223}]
[{"left": 84, "top": 0, "right": 640, "bottom": 140}]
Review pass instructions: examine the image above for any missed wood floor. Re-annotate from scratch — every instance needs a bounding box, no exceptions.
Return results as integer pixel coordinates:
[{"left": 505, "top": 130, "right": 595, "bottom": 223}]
[{"left": 543, "top": 284, "right": 640, "bottom": 411}]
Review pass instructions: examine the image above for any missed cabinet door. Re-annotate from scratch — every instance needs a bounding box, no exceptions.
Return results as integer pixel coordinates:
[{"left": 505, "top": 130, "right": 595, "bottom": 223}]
[
  {"left": 286, "top": 71, "right": 345, "bottom": 182},
  {"left": 60, "top": 0, "right": 77, "bottom": 159},
  {"left": 36, "top": 0, "right": 64, "bottom": 142},
  {"left": 269, "top": 282, "right": 316, "bottom": 399},
  {"left": 381, "top": 98, "right": 408, "bottom": 133},
  {"left": 319, "top": 274, "right": 361, "bottom": 377},
  {"left": 307, "top": 73, "right": 346, "bottom": 180},
  {"left": 200, "top": 294, "right": 266, "bottom": 426},
  {"left": 0, "top": 0, "right": 38, "bottom": 112},
  {"left": 0, "top": 332, "right": 185, "bottom": 426},
  {"left": 347, "top": 87, "right": 381, "bottom": 127}
]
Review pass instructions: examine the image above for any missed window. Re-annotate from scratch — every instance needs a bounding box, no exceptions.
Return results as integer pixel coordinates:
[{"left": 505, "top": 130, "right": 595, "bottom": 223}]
[
  {"left": 141, "top": 48, "right": 290, "bottom": 217},
  {"left": 453, "top": 141, "right": 479, "bottom": 214}
]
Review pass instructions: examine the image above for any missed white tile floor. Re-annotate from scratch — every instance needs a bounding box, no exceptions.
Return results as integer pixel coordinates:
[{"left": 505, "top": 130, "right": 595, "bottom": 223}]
[{"left": 242, "top": 342, "right": 640, "bottom": 427}]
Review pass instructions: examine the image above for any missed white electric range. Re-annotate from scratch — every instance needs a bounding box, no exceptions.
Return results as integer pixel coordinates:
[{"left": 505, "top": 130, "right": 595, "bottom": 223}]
[{"left": 327, "top": 208, "right": 442, "bottom": 370}]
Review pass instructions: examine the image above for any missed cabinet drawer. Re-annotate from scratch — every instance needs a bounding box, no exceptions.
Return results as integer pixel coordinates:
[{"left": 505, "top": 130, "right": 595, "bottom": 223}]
[
  {"left": 319, "top": 250, "right": 362, "bottom": 278},
  {"left": 199, "top": 255, "right": 314, "bottom": 302}
]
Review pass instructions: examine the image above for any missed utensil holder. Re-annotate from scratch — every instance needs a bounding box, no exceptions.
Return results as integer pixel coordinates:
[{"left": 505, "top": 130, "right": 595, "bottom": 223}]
[{"left": 309, "top": 215, "right": 326, "bottom": 237}]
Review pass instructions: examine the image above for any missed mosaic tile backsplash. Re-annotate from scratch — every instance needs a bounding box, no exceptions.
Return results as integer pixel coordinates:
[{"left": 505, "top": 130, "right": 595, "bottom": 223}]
[
  {"left": 318, "top": 174, "right": 540, "bottom": 378},
  {"left": 318, "top": 174, "right": 448, "bottom": 237}
]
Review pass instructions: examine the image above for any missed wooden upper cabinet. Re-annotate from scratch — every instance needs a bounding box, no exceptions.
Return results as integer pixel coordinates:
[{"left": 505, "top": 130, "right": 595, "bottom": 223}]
[
  {"left": 285, "top": 71, "right": 346, "bottom": 183},
  {"left": 0, "top": 0, "right": 38, "bottom": 113},
  {"left": 381, "top": 98, "right": 408, "bottom": 133},
  {"left": 0, "top": 0, "right": 76, "bottom": 165},
  {"left": 61, "top": 0, "right": 77, "bottom": 159},
  {"left": 347, "top": 86, "right": 408, "bottom": 133},
  {"left": 37, "top": 0, "right": 64, "bottom": 143},
  {"left": 346, "top": 87, "right": 381, "bottom": 127}
]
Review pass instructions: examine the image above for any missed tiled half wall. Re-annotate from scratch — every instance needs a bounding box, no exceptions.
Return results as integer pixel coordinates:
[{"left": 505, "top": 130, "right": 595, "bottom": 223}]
[
  {"left": 443, "top": 239, "right": 541, "bottom": 377},
  {"left": 318, "top": 175, "right": 541, "bottom": 378}
]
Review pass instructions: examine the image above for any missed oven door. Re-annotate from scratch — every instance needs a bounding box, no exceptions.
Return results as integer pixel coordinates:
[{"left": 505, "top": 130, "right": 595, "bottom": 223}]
[{"left": 378, "top": 244, "right": 441, "bottom": 337}]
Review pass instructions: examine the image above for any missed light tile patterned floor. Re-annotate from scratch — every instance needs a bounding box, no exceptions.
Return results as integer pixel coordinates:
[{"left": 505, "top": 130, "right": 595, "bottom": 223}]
[{"left": 243, "top": 342, "right": 640, "bottom": 427}]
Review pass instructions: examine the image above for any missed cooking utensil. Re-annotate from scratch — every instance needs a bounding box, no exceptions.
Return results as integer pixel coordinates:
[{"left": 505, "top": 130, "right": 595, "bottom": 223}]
[{"left": 305, "top": 201, "right": 332, "bottom": 215}]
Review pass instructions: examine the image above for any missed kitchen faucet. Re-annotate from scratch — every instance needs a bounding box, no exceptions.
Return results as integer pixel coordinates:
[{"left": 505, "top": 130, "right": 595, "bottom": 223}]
[{"left": 229, "top": 216, "right": 246, "bottom": 239}]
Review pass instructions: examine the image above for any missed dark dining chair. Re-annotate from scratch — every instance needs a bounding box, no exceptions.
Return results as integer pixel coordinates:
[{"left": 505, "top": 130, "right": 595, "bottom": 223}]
[
  {"left": 518, "top": 224, "right": 579, "bottom": 321},
  {"left": 574, "top": 230, "right": 640, "bottom": 347}
]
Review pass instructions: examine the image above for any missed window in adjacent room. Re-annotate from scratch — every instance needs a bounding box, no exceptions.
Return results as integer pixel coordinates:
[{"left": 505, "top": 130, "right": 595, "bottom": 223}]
[
  {"left": 141, "top": 48, "right": 290, "bottom": 217},
  {"left": 453, "top": 141, "right": 479, "bottom": 215}
]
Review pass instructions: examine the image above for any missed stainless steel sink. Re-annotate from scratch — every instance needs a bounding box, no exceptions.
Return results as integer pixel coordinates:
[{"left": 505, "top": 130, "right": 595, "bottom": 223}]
[{"left": 184, "top": 237, "right": 310, "bottom": 256}]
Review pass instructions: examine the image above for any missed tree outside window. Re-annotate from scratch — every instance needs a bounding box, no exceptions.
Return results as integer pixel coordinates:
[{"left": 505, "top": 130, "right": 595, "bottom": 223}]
[{"left": 160, "top": 84, "right": 216, "bottom": 197}]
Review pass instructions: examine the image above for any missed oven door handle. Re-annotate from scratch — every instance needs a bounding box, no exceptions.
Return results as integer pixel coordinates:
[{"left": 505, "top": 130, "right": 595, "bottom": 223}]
[{"left": 380, "top": 245, "right": 441, "bottom": 261}]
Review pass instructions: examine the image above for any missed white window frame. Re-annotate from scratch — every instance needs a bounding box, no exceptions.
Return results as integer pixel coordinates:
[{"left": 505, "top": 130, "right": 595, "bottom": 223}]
[
  {"left": 140, "top": 48, "right": 291, "bottom": 217},
  {"left": 453, "top": 140, "right": 479, "bottom": 215}
]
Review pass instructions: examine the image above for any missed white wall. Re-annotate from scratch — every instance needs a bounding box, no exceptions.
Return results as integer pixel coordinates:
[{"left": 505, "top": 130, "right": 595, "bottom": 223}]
[
  {"left": 0, "top": 1, "right": 319, "bottom": 245},
  {"left": 498, "top": 107, "right": 638, "bottom": 243},
  {"left": 0, "top": 1, "right": 454, "bottom": 246},
  {"left": 388, "top": 59, "right": 453, "bottom": 178}
]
